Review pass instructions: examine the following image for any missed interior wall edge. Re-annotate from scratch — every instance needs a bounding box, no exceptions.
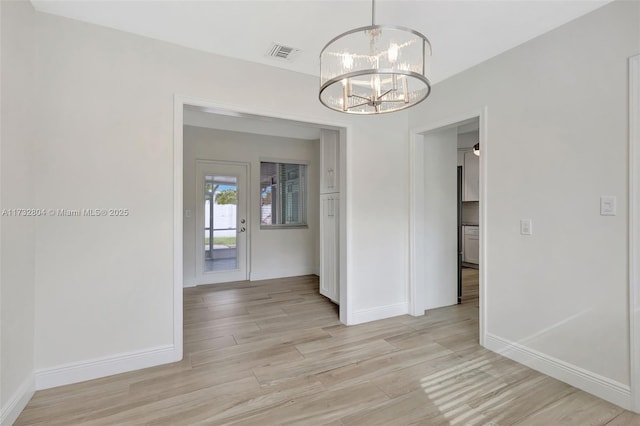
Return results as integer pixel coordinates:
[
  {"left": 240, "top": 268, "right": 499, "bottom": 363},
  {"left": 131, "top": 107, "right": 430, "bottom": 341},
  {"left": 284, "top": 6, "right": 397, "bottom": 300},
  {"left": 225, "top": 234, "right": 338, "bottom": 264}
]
[
  {"left": 0, "top": 376, "right": 34, "bottom": 426},
  {"left": 628, "top": 52, "right": 640, "bottom": 413}
]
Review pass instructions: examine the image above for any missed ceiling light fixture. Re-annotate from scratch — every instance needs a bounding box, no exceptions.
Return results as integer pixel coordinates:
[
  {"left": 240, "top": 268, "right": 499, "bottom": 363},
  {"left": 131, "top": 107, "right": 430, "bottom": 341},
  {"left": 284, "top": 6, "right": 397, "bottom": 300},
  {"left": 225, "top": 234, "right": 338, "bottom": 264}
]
[
  {"left": 319, "top": 0, "right": 432, "bottom": 114},
  {"left": 473, "top": 143, "right": 480, "bottom": 156}
]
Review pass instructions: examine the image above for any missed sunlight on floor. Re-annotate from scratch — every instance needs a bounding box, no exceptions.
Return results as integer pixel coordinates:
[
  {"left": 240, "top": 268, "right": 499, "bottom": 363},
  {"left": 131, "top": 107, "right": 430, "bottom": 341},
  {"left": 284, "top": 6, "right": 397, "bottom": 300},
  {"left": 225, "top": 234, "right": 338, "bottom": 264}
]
[{"left": 420, "top": 354, "right": 512, "bottom": 426}]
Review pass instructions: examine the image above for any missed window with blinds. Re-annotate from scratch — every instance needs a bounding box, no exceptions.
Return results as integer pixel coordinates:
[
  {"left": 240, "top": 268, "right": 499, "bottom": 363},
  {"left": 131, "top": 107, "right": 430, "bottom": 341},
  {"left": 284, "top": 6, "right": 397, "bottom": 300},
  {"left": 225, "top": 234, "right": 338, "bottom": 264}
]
[{"left": 260, "top": 162, "right": 307, "bottom": 228}]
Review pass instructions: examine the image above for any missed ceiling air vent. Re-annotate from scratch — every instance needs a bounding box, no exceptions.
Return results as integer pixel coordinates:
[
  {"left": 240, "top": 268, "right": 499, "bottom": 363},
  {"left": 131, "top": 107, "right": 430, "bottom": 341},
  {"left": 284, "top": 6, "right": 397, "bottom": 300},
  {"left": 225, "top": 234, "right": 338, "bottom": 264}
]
[{"left": 266, "top": 43, "right": 301, "bottom": 62}]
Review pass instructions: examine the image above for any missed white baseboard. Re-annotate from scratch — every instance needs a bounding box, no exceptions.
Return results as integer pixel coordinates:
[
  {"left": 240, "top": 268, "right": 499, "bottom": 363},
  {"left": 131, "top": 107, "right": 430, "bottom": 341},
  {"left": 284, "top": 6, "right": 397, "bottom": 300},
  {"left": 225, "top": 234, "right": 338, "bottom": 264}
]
[
  {"left": 249, "top": 267, "right": 317, "bottom": 281},
  {"left": 35, "top": 344, "right": 180, "bottom": 390},
  {"left": 1, "top": 376, "right": 34, "bottom": 426},
  {"left": 183, "top": 280, "right": 196, "bottom": 288},
  {"left": 484, "top": 333, "right": 631, "bottom": 410},
  {"left": 350, "top": 302, "right": 409, "bottom": 325}
]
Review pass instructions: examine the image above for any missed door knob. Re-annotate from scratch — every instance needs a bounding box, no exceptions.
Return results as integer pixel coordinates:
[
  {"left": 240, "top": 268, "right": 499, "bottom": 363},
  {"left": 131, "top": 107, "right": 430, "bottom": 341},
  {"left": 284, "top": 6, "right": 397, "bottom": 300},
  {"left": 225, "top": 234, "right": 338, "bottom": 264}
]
[{"left": 240, "top": 219, "right": 246, "bottom": 224}]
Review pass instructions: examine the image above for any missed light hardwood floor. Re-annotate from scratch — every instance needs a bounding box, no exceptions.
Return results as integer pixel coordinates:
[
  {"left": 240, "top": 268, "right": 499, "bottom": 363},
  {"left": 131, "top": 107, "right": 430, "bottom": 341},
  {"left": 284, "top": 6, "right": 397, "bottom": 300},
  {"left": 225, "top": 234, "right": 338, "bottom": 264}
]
[
  {"left": 16, "top": 275, "right": 640, "bottom": 425},
  {"left": 461, "top": 267, "right": 479, "bottom": 305}
]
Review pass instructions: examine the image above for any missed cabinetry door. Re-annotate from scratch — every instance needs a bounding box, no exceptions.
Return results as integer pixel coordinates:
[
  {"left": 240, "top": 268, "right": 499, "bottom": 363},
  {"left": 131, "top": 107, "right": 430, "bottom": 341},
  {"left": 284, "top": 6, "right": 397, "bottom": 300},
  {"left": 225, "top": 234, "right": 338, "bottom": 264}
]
[
  {"left": 320, "top": 129, "right": 339, "bottom": 194},
  {"left": 463, "top": 150, "right": 479, "bottom": 201},
  {"left": 320, "top": 194, "right": 339, "bottom": 303},
  {"left": 463, "top": 228, "right": 479, "bottom": 264}
]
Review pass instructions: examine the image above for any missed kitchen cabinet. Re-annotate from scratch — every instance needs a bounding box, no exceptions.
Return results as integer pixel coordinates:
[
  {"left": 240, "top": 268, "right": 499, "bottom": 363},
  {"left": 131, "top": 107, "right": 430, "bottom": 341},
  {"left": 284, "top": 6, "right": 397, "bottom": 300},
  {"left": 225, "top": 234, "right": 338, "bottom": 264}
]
[
  {"left": 320, "top": 194, "right": 339, "bottom": 303},
  {"left": 463, "top": 150, "right": 479, "bottom": 201},
  {"left": 320, "top": 129, "right": 340, "bottom": 194},
  {"left": 463, "top": 226, "right": 479, "bottom": 264}
]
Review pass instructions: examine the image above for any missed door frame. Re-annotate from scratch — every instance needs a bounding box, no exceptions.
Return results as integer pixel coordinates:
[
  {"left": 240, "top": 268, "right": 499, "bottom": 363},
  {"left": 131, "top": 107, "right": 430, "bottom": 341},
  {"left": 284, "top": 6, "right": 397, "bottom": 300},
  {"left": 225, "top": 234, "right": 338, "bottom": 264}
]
[
  {"left": 194, "top": 160, "right": 250, "bottom": 285},
  {"left": 408, "top": 107, "right": 488, "bottom": 346},
  {"left": 173, "top": 95, "right": 353, "bottom": 359},
  {"left": 629, "top": 53, "right": 640, "bottom": 412}
]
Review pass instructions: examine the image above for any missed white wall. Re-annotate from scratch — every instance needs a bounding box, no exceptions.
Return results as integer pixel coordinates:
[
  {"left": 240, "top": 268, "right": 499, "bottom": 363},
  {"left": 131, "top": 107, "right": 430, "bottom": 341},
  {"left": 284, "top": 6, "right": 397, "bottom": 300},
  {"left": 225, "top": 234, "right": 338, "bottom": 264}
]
[
  {"left": 0, "top": 0, "right": 37, "bottom": 423},
  {"left": 28, "top": 8, "right": 411, "bottom": 382},
  {"left": 183, "top": 126, "right": 319, "bottom": 285},
  {"left": 348, "top": 113, "right": 410, "bottom": 322},
  {"left": 409, "top": 0, "right": 639, "bottom": 406},
  {"left": 419, "top": 129, "right": 459, "bottom": 312}
]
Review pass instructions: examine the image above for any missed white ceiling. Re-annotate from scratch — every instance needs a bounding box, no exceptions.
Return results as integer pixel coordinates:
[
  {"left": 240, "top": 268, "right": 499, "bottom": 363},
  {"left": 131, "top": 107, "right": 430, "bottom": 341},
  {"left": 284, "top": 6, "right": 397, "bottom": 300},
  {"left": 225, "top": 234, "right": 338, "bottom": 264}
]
[{"left": 31, "top": 0, "right": 611, "bottom": 84}]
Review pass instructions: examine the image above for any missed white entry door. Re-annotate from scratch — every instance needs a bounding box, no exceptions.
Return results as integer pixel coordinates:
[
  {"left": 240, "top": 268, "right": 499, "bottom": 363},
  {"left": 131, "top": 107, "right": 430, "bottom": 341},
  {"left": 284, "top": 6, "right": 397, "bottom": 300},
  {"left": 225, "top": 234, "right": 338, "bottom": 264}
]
[{"left": 195, "top": 161, "right": 248, "bottom": 284}]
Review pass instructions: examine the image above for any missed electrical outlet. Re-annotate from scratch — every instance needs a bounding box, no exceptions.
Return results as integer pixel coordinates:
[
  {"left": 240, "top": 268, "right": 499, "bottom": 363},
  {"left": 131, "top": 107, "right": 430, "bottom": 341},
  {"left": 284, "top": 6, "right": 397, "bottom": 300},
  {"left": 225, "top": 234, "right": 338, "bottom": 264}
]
[{"left": 520, "top": 219, "right": 532, "bottom": 236}]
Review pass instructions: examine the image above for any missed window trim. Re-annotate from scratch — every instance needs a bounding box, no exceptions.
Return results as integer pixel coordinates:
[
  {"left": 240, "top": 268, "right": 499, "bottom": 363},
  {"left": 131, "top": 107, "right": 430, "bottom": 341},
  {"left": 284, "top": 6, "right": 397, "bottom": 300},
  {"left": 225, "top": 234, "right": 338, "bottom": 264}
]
[{"left": 259, "top": 158, "right": 309, "bottom": 230}]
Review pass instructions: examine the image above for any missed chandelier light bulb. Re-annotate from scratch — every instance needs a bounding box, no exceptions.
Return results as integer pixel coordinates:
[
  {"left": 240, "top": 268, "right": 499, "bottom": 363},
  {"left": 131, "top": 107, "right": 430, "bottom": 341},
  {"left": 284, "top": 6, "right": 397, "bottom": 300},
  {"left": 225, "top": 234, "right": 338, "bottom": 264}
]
[
  {"left": 341, "top": 53, "right": 354, "bottom": 70},
  {"left": 388, "top": 43, "right": 399, "bottom": 62}
]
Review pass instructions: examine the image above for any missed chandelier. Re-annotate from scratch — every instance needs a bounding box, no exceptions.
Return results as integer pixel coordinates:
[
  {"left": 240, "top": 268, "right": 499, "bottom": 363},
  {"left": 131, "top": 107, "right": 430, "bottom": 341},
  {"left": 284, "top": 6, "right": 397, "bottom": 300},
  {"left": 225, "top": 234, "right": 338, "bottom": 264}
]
[{"left": 319, "top": 0, "right": 432, "bottom": 114}]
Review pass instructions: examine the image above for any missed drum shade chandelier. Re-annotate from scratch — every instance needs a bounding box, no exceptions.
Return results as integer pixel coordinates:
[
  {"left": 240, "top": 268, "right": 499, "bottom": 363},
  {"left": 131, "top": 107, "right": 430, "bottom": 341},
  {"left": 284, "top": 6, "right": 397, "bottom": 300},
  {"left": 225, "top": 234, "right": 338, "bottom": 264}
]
[{"left": 319, "top": 0, "right": 432, "bottom": 114}]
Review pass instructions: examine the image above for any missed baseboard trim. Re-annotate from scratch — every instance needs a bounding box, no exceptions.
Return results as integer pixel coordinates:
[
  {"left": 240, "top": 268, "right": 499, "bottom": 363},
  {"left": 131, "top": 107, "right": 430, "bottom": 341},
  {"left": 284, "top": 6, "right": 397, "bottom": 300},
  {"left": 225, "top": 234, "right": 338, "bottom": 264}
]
[
  {"left": 250, "top": 268, "right": 317, "bottom": 282},
  {"left": 1, "top": 376, "right": 34, "bottom": 426},
  {"left": 35, "top": 344, "right": 180, "bottom": 390},
  {"left": 351, "top": 302, "right": 409, "bottom": 325},
  {"left": 485, "top": 333, "right": 631, "bottom": 410}
]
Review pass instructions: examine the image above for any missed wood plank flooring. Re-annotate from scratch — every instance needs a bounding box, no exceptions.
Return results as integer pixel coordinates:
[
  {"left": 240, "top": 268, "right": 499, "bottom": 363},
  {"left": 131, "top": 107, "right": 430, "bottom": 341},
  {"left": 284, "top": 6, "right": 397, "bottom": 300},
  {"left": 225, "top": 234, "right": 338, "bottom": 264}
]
[
  {"left": 15, "top": 274, "right": 640, "bottom": 425},
  {"left": 461, "top": 267, "right": 479, "bottom": 304}
]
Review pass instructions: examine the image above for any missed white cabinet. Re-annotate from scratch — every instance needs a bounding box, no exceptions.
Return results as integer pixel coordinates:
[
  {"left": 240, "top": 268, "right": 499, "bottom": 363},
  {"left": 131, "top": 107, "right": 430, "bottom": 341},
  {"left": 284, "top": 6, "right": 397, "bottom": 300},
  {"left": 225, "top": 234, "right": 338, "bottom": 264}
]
[
  {"left": 320, "top": 129, "right": 340, "bottom": 194},
  {"left": 319, "top": 129, "right": 340, "bottom": 304},
  {"left": 320, "top": 194, "right": 339, "bottom": 303},
  {"left": 463, "top": 150, "right": 479, "bottom": 201},
  {"left": 463, "top": 226, "right": 479, "bottom": 264}
]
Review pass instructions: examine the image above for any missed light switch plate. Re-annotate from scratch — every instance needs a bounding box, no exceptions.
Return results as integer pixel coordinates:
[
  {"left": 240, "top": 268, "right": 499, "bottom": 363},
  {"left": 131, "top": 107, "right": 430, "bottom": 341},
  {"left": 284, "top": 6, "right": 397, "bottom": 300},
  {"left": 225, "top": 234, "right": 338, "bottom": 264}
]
[
  {"left": 600, "top": 196, "right": 616, "bottom": 216},
  {"left": 520, "top": 219, "right": 532, "bottom": 236}
]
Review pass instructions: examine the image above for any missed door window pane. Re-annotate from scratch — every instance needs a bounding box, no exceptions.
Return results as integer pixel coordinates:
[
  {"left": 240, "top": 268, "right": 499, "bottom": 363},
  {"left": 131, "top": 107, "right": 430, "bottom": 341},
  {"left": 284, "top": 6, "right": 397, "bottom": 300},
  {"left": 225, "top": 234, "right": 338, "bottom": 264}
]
[{"left": 204, "top": 175, "right": 238, "bottom": 271}]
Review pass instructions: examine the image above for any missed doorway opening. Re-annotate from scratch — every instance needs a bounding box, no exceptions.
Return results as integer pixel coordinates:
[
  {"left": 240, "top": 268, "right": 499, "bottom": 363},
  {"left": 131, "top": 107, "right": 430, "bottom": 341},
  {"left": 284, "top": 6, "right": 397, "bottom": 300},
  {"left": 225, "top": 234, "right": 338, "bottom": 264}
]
[
  {"left": 457, "top": 121, "right": 480, "bottom": 306},
  {"left": 172, "top": 96, "right": 352, "bottom": 361},
  {"left": 409, "top": 109, "right": 487, "bottom": 345}
]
